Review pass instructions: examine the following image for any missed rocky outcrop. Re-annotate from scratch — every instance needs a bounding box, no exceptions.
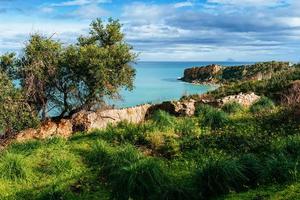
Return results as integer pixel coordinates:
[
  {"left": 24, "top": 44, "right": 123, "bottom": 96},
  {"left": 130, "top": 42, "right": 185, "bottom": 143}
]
[
  {"left": 180, "top": 64, "right": 221, "bottom": 83},
  {"left": 146, "top": 99, "right": 196, "bottom": 117},
  {"left": 218, "top": 92, "right": 260, "bottom": 107},
  {"left": 16, "top": 104, "right": 151, "bottom": 142},
  {"left": 72, "top": 104, "right": 151, "bottom": 132},
  {"left": 16, "top": 119, "right": 73, "bottom": 142},
  {"left": 13, "top": 92, "right": 260, "bottom": 143},
  {"left": 180, "top": 62, "right": 291, "bottom": 84},
  {"left": 280, "top": 80, "right": 300, "bottom": 106}
]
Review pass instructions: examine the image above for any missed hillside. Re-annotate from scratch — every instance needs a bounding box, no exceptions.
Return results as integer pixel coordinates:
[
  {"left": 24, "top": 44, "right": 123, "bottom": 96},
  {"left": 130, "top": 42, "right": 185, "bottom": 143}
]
[
  {"left": 0, "top": 60, "right": 299, "bottom": 199},
  {"left": 0, "top": 96, "right": 299, "bottom": 199}
]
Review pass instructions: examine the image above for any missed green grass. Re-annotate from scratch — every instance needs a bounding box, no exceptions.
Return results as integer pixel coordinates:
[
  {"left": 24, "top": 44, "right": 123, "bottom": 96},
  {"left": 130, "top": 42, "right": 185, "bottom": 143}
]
[{"left": 0, "top": 104, "right": 299, "bottom": 199}]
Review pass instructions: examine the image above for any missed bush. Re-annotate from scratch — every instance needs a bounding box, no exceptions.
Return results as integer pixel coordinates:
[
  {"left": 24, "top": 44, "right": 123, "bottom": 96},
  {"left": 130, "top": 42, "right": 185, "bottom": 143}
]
[
  {"left": 195, "top": 104, "right": 215, "bottom": 118},
  {"left": 196, "top": 104, "right": 229, "bottom": 129},
  {"left": 103, "top": 122, "right": 147, "bottom": 145},
  {"left": 110, "top": 158, "right": 169, "bottom": 200},
  {"left": 0, "top": 153, "right": 29, "bottom": 180},
  {"left": 157, "top": 136, "right": 181, "bottom": 159},
  {"left": 151, "top": 110, "right": 176, "bottom": 130},
  {"left": 263, "top": 154, "right": 298, "bottom": 184},
  {"left": 222, "top": 102, "right": 244, "bottom": 114},
  {"left": 195, "top": 159, "right": 247, "bottom": 198},
  {"left": 239, "top": 154, "right": 263, "bottom": 187},
  {"left": 250, "top": 97, "right": 275, "bottom": 113},
  {"left": 175, "top": 118, "right": 199, "bottom": 137}
]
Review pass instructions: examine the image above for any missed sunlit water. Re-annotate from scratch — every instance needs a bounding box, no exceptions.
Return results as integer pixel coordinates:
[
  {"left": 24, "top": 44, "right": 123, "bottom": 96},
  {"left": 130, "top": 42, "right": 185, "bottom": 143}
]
[{"left": 110, "top": 61, "right": 252, "bottom": 108}]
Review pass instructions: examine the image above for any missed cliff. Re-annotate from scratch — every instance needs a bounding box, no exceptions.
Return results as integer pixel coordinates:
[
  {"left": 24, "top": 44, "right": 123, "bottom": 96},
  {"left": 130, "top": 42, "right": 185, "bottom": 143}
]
[{"left": 181, "top": 61, "right": 291, "bottom": 84}]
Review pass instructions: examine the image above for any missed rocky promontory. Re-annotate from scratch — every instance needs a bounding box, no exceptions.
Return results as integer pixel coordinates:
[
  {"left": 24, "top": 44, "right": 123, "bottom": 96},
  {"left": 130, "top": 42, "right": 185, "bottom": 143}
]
[{"left": 180, "top": 61, "right": 291, "bottom": 84}]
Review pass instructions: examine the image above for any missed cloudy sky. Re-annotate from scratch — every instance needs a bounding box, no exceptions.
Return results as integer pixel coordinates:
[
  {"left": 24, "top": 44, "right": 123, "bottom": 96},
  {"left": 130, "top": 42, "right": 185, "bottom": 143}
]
[{"left": 0, "top": 0, "right": 299, "bottom": 61}]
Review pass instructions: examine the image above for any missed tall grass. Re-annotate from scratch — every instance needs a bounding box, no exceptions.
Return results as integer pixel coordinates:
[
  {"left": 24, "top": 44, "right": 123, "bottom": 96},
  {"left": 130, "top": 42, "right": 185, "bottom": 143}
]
[
  {"left": 195, "top": 158, "right": 247, "bottom": 198},
  {"left": 151, "top": 110, "right": 176, "bottom": 130},
  {"left": 250, "top": 96, "right": 275, "bottom": 113},
  {"left": 110, "top": 158, "right": 169, "bottom": 200},
  {"left": 0, "top": 153, "right": 30, "bottom": 180},
  {"left": 196, "top": 104, "right": 229, "bottom": 129},
  {"left": 222, "top": 102, "right": 244, "bottom": 114}
]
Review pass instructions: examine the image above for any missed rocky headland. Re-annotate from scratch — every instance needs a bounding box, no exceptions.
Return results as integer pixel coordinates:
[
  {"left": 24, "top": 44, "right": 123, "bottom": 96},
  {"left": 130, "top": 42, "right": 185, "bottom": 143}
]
[{"left": 180, "top": 61, "right": 291, "bottom": 84}]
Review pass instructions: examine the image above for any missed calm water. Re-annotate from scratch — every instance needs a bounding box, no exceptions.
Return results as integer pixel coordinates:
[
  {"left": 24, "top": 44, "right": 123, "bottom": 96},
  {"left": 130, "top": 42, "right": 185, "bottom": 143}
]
[{"left": 110, "top": 61, "right": 252, "bottom": 108}]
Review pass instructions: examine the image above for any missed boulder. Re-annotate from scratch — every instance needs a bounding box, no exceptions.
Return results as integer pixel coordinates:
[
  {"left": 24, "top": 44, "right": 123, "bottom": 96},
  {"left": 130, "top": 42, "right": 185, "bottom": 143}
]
[{"left": 146, "top": 99, "right": 196, "bottom": 117}]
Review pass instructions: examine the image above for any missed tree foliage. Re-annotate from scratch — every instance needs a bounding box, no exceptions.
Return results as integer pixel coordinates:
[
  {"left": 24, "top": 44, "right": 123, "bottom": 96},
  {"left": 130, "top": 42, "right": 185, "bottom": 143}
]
[{"left": 1, "top": 18, "right": 136, "bottom": 120}]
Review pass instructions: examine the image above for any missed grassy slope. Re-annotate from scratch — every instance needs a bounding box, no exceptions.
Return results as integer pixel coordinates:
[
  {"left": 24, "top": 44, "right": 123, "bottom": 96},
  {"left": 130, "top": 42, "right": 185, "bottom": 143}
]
[{"left": 0, "top": 103, "right": 299, "bottom": 199}]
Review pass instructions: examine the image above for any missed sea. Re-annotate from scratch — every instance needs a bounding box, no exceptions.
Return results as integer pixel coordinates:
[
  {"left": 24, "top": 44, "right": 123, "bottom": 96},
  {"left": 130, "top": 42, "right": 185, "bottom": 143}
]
[{"left": 109, "top": 61, "right": 252, "bottom": 108}]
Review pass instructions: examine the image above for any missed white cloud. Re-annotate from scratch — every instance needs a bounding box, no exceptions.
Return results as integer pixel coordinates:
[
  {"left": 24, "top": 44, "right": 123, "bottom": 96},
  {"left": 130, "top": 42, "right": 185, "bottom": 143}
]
[
  {"left": 51, "top": 0, "right": 111, "bottom": 7},
  {"left": 174, "top": 1, "right": 193, "bottom": 8},
  {"left": 207, "top": 0, "right": 285, "bottom": 7},
  {"left": 72, "top": 4, "right": 109, "bottom": 19}
]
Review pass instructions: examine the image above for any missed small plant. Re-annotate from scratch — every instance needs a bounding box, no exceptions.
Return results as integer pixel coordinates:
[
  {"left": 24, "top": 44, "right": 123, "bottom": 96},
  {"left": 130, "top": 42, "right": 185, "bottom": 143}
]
[
  {"left": 239, "top": 154, "right": 263, "bottom": 187},
  {"left": 222, "top": 102, "right": 244, "bottom": 114},
  {"left": 110, "top": 158, "right": 169, "bottom": 200},
  {"left": 175, "top": 118, "right": 199, "bottom": 137},
  {"left": 195, "top": 104, "right": 215, "bottom": 118},
  {"left": 0, "top": 153, "right": 29, "bottom": 180},
  {"left": 151, "top": 110, "right": 176, "bottom": 130},
  {"left": 195, "top": 158, "right": 247, "bottom": 198},
  {"left": 103, "top": 122, "right": 146, "bottom": 145},
  {"left": 250, "top": 97, "right": 275, "bottom": 113},
  {"left": 263, "top": 154, "right": 298, "bottom": 184},
  {"left": 157, "top": 136, "right": 181, "bottom": 158}
]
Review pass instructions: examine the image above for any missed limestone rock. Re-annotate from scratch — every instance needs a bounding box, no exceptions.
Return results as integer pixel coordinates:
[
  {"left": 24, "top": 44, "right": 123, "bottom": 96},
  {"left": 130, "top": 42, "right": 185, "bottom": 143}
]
[
  {"left": 147, "top": 99, "right": 196, "bottom": 117},
  {"left": 181, "top": 64, "right": 222, "bottom": 83},
  {"left": 218, "top": 92, "right": 260, "bottom": 107}
]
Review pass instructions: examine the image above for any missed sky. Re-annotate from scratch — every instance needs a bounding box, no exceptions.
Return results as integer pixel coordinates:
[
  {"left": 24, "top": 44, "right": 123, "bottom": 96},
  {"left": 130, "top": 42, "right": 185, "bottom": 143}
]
[{"left": 0, "top": 0, "right": 299, "bottom": 62}]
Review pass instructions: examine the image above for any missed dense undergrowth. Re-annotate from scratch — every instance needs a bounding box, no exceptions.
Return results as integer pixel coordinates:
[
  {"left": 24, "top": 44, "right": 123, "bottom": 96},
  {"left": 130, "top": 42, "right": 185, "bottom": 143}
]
[{"left": 0, "top": 100, "right": 299, "bottom": 200}]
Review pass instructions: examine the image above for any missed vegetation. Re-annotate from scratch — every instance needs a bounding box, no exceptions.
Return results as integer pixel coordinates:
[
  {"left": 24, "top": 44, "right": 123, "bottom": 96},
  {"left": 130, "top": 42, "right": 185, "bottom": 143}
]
[
  {"left": 0, "top": 18, "right": 136, "bottom": 135},
  {"left": 0, "top": 101, "right": 298, "bottom": 199}
]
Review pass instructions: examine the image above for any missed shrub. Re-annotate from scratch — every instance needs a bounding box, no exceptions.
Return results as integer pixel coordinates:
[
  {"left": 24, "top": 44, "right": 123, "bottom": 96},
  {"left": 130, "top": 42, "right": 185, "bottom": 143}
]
[
  {"left": 110, "top": 158, "right": 169, "bottom": 200},
  {"left": 263, "top": 154, "right": 298, "bottom": 184},
  {"left": 197, "top": 106, "right": 229, "bottom": 129},
  {"left": 175, "top": 118, "right": 199, "bottom": 137},
  {"left": 195, "top": 104, "right": 215, "bottom": 118},
  {"left": 103, "top": 122, "right": 146, "bottom": 145},
  {"left": 151, "top": 110, "right": 176, "bottom": 130},
  {"left": 222, "top": 102, "right": 244, "bottom": 114},
  {"left": 250, "top": 97, "right": 275, "bottom": 113},
  {"left": 0, "top": 153, "right": 29, "bottom": 180},
  {"left": 195, "top": 159, "right": 247, "bottom": 198},
  {"left": 239, "top": 154, "right": 263, "bottom": 187},
  {"left": 157, "top": 136, "right": 181, "bottom": 158}
]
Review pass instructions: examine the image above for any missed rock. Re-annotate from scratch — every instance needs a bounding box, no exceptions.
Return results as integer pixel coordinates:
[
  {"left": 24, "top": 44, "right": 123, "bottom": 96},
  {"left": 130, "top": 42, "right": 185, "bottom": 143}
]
[
  {"left": 280, "top": 80, "right": 300, "bottom": 106},
  {"left": 146, "top": 99, "right": 196, "bottom": 117},
  {"left": 72, "top": 104, "right": 152, "bottom": 132},
  {"left": 218, "top": 92, "right": 260, "bottom": 107}
]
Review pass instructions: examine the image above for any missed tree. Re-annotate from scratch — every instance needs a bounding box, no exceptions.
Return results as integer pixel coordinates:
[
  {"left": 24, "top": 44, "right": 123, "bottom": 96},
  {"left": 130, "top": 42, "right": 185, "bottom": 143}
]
[
  {"left": 0, "top": 71, "right": 39, "bottom": 135},
  {"left": 16, "top": 18, "right": 137, "bottom": 119},
  {"left": 19, "top": 34, "right": 62, "bottom": 119}
]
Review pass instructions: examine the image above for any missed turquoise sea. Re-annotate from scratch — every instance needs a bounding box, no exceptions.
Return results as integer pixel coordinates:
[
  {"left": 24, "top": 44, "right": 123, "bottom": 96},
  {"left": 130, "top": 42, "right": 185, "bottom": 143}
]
[{"left": 110, "top": 61, "right": 252, "bottom": 108}]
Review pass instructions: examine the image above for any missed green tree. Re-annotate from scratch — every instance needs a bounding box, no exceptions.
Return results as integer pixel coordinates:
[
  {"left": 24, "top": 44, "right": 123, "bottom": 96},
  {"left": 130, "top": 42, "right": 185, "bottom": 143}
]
[
  {"left": 19, "top": 34, "right": 62, "bottom": 119},
  {"left": 17, "top": 18, "right": 136, "bottom": 118},
  {"left": 0, "top": 71, "right": 39, "bottom": 135}
]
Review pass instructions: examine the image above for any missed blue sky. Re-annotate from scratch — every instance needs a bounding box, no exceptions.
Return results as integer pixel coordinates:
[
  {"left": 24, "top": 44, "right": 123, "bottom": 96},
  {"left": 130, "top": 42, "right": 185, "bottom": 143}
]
[{"left": 0, "top": 0, "right": 299, "bottom": 61}]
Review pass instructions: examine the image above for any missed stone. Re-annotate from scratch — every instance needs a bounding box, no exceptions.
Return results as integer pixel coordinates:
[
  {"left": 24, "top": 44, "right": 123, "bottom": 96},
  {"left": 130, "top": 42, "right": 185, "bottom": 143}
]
[{"left": 218, "top": 92, "right": 260, "bottom": 107}]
